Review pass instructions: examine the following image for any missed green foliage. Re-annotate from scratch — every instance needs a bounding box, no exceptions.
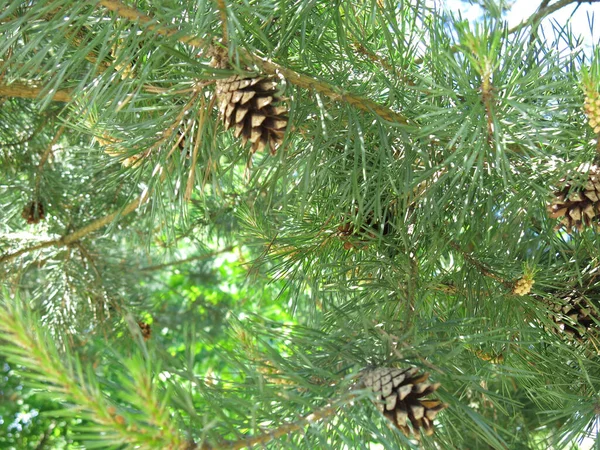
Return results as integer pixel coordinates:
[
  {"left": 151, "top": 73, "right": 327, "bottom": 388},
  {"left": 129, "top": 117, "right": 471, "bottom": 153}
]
[{"left": 1, "top": 0, "right": 600, "bottom": 449}]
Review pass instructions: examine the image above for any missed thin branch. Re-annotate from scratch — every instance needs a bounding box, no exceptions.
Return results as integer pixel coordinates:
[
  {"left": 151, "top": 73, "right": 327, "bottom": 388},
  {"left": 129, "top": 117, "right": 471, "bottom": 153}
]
[
  {"left": 449, "top": 241, "right": 512, "bottom": 289},
  {"left": 529, "top": 0, "right": 552, "bottom": 42},
  {"left": 35, "top": 125, "right": 65, "bottom": 196},
  {"left": 139, "top": 245, "right": 235, "bottom": 271},
  {"left": 97, "top": 0, "right": 208, "bottom": 47},
  {"left": 507, "top": 0, "right": 600, "bottom": 34},
  {"left": 0, "top": 192, "right": 149, "bottom": 265},
  {"left": 34, "top": 421, "right": 56, "bottom": 450},
  {"left": 374, "top": 326, "right": 444, "bottom": 374},
  {"left": 0, "top": 82, "right": 72, "bottom": 102},
  {"left": 96, "top": 0, "right": 410, "bottom": 125},
  {"left": 223, "top": 395, "right": 356, "bottom": 450},
  {"left": 214, "top": 0, "right": 229, "bottom": 45}
]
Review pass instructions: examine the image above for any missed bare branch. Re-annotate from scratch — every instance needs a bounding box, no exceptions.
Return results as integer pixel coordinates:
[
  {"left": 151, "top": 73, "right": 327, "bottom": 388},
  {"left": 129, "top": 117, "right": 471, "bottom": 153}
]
[{"left": 508, "top": 0, "right": 600, "bottom": 35}]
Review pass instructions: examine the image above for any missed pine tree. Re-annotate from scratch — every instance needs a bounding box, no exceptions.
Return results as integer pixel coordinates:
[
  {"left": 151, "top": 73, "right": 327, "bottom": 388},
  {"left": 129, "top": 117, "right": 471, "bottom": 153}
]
[{"left": 1, "top": 0, "right": 600, "bottom": 449}]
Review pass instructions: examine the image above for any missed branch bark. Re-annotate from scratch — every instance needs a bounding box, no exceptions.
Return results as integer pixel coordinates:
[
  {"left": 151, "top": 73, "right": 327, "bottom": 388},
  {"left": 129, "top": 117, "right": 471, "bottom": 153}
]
[
  {"left": 0, "top": 192, "right": 149, "bottom": 265},
  {"left": 449, "top": 241, "right": 512, "bottom": 289},
  {"left": 224, "top": 395, "right": 356, "bottom": 450},
  {"left": 508, "top": 0, "right": 600, "bottom": 34},
  {"left": 96, "top": 0, "right": 410, "bottom": 125},
  {"left": 0, "top": 82, "right": 72, "bottom": 102}
]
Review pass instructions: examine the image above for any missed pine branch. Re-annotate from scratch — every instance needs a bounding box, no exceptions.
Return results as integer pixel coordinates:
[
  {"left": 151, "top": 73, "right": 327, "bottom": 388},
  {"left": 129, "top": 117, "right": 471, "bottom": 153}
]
[
  {"left": 0, "top": 192, "right": 149, "bottom": 265},
  {"left": 97, "top": 0, "right": 208, "bottom": 47},
  {"left": 0, "top": 299, "right": 185, "bottom": 448},
  {"left": 221, "top": 394, "right": 357, "bottom": 450},
  {"left": 0, "top": 81, "right": 72, "bottom": 102},
  {"left": 449, "top": 241, "right": 512, "bottom": 289},
  {"left": 95, "top": 0, "right": 410, "bottom": 125},
  {"left": 213, "top": 0, "right": 229, "bottom": 45},
  {"left": 34, "top": 125, "right": 65, "bottom": 196},
  {"left": 0, "top": 302, "right": 125, "bottom": 435},
  {"left": 34, "top": 422, "right": 56, "bottom": 450},
  {"left": 508, "top": 0, "right": 600, "bottom": 34},
  {"left": 49, "top": 19, "right": 113, "bottom": 72}
]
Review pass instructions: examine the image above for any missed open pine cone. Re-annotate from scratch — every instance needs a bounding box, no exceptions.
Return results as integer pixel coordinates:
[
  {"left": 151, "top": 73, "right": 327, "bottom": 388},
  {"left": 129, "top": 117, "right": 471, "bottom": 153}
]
[
  {"left": 541, "top": 291, "right": 600, "bottom": 343},
  {"left": 362, "top": 367, "right": 447, "bottom": 438},
  {"left": 548, "top": 165, "right": 600, "bottom": 232},
  {"left": 216, "top": 75, "right": 288, "bottom": 154}
]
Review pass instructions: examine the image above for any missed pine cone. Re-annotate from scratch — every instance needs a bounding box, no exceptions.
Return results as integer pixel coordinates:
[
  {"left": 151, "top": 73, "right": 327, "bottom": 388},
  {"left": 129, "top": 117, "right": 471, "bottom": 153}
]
[
  {"left": 362, "top": 367, "right": 447, "bottom": 438},
  {"left": 21, "top": 200, "right": 45, "bottom": 224},
  {"left": 547, "top": 165, "right": 600, "bottom": 232},
  {"left": 216, "top": 75, "right": 288, "bottom": 154},
  {"left": 138, "top": 321, "right": 151, "bottom": 341},
  {"left": 541, "top": 291, "right": 600, "bottom": 342}
]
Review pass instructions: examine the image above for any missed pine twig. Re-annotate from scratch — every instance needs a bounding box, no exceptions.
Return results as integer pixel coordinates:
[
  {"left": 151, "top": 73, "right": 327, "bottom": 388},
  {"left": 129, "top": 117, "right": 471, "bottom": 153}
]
[
  {"left": 97, "top": 0, "right": 208, "bottom": 47},
  {"left": 0, "top": 192, "right": 149, "bottom": 265},
  {"left": 529, "top": 0, "right": 552, "bottom": 42},
  {"left": 34, "top": 421, "right": 56, "bottom": 450},
  {"left": 0, "top": 81, "right": 72, "bottom": 102},
  {"left": 35, "top": 125, "right": 65, "bottom": 196},
  {"left": 507, "top": 0, "right": 600, "bottom": 34},
  {"left": 449, "top": 241, "right": 512, "bottom": 289},
  {"left": 214, "top": 0, "right": 229, "bottom": 45},
  {"left": 0, "top": 302, "right": 185, "bottom": 448},
  {"left": 96, "top": 0, "right": 410, "bottom": 125},
  {"left": 222, "top": 395, "right": 357, "bottom": 450}
]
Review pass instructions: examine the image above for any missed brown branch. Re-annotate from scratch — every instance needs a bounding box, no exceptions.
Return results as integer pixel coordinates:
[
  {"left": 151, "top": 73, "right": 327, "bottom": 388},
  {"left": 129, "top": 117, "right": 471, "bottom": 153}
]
[
  {"left": 508, "top": 0, "right": 600, "bottom": 34},
  {"left": 245, "top": 55, "right": 409, "bottom": 124},
  {"left": 449, "top": 241, "right": 512, "bottom": 289},
  {"left": 222, "top": 395, "right": 356, "bottom": 450},
  {"left": 0, "top": 192, "right": 149, "bottom": 265},
  {"left": 139, "top": 245, "right": 235, "bottom": 271},
  {"left": 35, "top": 125, "right": 65, "bottom": 195},
  {"left": 98, "top": 0, "right": 208, "bottom": 47},
  {"left": 529, "top": 0, "right": 552, "bottom": 42},
  {"left": 34, "top": 421, "right": 56, "bottom": 450},
  {"left": 0, "top": 82, "right": 72, "bottom": 102},
  {"left": 96, "top": 0, "right": 410, "bottom": 125},
  {"left": 214, "top": 0, "right": 229, "bottom": 45}
]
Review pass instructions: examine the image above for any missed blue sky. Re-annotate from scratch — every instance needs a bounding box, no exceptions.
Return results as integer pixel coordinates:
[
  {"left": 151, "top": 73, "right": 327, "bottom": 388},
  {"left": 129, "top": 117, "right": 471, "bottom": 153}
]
[{"left": 431, "top": 0, "right": 598, "bottom": 49}]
